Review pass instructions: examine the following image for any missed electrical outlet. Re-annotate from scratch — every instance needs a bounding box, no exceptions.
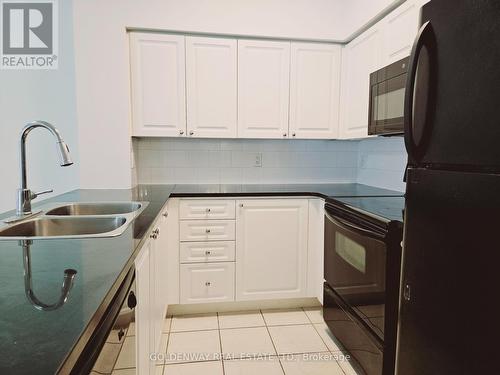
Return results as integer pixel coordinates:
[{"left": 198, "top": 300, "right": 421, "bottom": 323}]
[{"left": 254, "top": 153, "right": 262, "bottom": 167}]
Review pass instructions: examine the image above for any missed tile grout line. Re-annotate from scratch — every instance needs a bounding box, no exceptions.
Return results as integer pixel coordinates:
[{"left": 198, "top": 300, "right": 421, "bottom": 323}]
[
  {"left": 260, "top": 309, "right": 286, "bottom": 375},
  {"left": 302, "top": 307, "right": 349, "bottom": 375},
  {"left": 216, "top": 312, "right": 226, "bottom": 375},
  {"left": 161, "top": 315, "right": 174, "bottom": 370}
]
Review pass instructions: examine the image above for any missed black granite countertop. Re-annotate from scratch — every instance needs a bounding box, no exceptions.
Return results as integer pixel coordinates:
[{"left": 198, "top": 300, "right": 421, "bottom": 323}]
[{"left": 0, "top": 182, "right": 403, "bottom": 374}]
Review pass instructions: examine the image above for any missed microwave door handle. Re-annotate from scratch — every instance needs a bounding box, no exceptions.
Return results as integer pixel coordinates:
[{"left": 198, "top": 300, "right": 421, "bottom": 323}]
[{"left": 325, "top": 212, "right": 383, "bottom": 240}]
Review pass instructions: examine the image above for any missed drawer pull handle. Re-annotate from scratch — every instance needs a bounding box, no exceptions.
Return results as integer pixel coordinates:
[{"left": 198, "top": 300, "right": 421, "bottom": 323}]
[
  {"left": 205, "top": 251, "right": 212, "bottom": 255},
  {"left": 206, "top": 208, "right": 211, "bottom": 213},
  {"left": 205, "top": 229, "right": 211, "bottom": 233},
  {"left": 205, "top": 281, "right": 211, "bottom": 286}
]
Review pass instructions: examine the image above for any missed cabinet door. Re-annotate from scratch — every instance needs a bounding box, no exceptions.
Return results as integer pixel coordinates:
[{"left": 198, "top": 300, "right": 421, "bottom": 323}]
[
  {"left": 135, "top": 240, "right": 153, "bottom": 375},
  {"left": 289, "top": 43, "right": 341, "bottom": 139},
  {"left": 130, "top": 33, "right": 186, "bottom": 137},
  {"left": 180, "top": 262, "right": 235, "bottom": 304},
  {"left": 381, "top": 0, "right": 421, "bottom": 66},
  {"left": 186, "top": 36, "right": 237, "bottom": 138},
  {"left": 236, "top": 199, "right": 309, "bottom": 300},
  {"left": 238, "top": 40, "right": 290, "bottom": 139},
  {"left": 339, "top": 27, "right": 381, "bottom": 139}
]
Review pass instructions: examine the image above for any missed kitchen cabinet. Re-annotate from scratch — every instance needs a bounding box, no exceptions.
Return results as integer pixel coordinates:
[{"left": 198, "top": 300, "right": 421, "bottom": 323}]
[
  {"left": 180, "top": 262, "right": 235, "bottom": 304},
  {"left": 130, "top": 33, "right": 186, "bottom": 137},
  {"left": 235, "top": 199, "right": 309, "bottom": 301},
  {"left": 380, "top": 0, "right": 421, "bottom": 66},
  {"left": 339, "top": 26, "right": 382, "bottom": 139},
  {"left": 238, "top": 40, "right": 291, "bottom": 139},
  {"left": 186, "top": 36, "right": 237, "bottom": 138},
  {"left": 289, "top": 43, "right": 341, "bottom": 139}
]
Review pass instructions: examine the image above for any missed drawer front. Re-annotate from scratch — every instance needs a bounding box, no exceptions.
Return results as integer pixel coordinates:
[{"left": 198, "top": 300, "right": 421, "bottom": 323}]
[
  {"left": 180, "top": 200, "right": 236, "bottom": 220},
  {"left": 180, "top": 220, "right": 236, "bottom": 242},
  {"left": 180, "top": 241, "right": 235, "bottom": 263},
  {"left": 180, "top": 262, "right": 235, "bottom": 304}
]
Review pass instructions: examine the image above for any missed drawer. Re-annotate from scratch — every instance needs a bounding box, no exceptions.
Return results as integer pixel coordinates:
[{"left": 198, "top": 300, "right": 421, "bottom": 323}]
[
  {"left": 180, "top": 241, "right": 235, "bottom": 263},
  {"left": 180, "top": 220, "right": 235, "bottom": 242},
  {"left": 179, "top": 199, "right": 236, "bottom": 220},
  {"left": 180, "top": 262, "right": 235, "bottom": 304}
]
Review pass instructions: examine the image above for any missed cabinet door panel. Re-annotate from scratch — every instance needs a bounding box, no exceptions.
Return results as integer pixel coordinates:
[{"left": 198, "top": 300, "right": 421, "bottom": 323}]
[
  {"left": 180, "top": 241, "right": 235, "bottom": 263},
  {"left": 130, "top": 33, "right": 186, "bottom": 137},
  {"left": 339, "top": 28, "right": 381, "bottom": 139},
  {"left": 179, "top": 199, "right": 236, "bottom": 220},
  {"left": 180, "top": 262, "right": 235, "bottom": 304},
  {"left": 238, "top": 40, "right": 290, "bottom": 139},
  {"left": 186, "top": 36, "right": 237, "bottom": 138},
  {"left": 381, "top": 0, "right": 420, "bottom": 65},
  {"left": 135, "top": 241, "right": 152, "bottom": 375},
  {"left": 289, "top": 43, "right": 341, "bottom": 139},
  {"left": 236, "top": 199, "right": 308, "bottom": 300},
  {"left": 180, "top": 220, "right": 236, "bottom": 242}
]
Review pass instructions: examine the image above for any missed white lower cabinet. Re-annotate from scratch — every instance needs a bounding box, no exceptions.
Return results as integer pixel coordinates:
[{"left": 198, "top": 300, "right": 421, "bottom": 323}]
[
  {"left": 180, "top": 241, "right": 235, "bottom": 263},
  {"left": 235, "top": 199, "right": 309, "bottom": 301},
  {"left": 180, "top": 262, "right": 235, "bottom": 304}
]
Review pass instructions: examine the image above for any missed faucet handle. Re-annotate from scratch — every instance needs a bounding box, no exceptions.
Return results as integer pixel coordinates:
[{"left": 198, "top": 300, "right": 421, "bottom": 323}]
[{"left": 31, "top": 189, "right": 53, "bottom": 199}]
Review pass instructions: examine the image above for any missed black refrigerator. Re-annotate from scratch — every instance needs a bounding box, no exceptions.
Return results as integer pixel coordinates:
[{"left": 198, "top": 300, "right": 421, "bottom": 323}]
[{"left": 397, "top": 1, "right": 500, "bottom": 374}]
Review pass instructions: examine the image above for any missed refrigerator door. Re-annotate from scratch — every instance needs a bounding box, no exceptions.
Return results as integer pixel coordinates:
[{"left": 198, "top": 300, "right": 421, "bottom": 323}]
[
  {"left": 405, "top": 0, "right": 500, "bottom": 171},
  {"left": 397, "top": 168, "right": 500, "bottom": 374}
]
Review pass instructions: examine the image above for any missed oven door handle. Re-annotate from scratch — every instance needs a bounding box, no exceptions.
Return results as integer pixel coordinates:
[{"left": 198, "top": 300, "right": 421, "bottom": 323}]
[{"left": 325, "top": 211, "right": 384, "bottom": 240}]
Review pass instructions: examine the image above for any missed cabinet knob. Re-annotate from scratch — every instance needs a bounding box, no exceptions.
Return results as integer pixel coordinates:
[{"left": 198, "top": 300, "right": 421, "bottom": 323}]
[
  {"left": 150, "top": 233, "right": 157, "bottom": 239},
  {"left": 163, "top": 211, "right": 168, "bottom": 218},
  {"left": 206, "top": 208, "right": 211, "bottom": 213},
  {"left": 239, "top": 203, "right": 244, "bottom": 208},
  {"left": 179, "top": 129, "right": 184, "bottom": 135},
  {"left": 292, "top": 133, "right": 296, "bottom": 137},
  {"left": 205, "top": 281, "right": 211, "bottom": 286},
  {"left": 283, "top": 133, "right": 287, "bottom": 137},
  {"left": 205, "top": 250, "right": 212, "bottom": 255},
  {"left": 205, "top": 229, "right": 211, "bottom": 233},
  {"left": 189, "top": 130, "right": 194, "bottom": 136}
]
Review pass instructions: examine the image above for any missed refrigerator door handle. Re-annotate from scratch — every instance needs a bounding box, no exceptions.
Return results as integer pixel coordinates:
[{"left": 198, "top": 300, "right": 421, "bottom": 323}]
[{"left": 404, "top": 20, "right": 435, "bottom": 162}]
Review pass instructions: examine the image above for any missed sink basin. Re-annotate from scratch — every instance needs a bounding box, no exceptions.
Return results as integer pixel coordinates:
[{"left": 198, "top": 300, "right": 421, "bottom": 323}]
[
  {"left": 45, "top": 202, "right": 143, "bottom": 216},
  {"left": 0, "top": 217, "right": 127, "bottom": 239}
]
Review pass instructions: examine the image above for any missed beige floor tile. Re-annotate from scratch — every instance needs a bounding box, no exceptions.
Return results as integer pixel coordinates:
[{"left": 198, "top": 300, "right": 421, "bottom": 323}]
[
  {"left": 220, "top": 326, "right": 277, "bottom": 359},
  {"left": 280, "top": 352, "right": 344, "bottom": 375},
  {"left": 313, "top": 322, "right": 344, "bottom": 352},
  {"left": 303, "top": 307, "right": 324, "bottom": 324},
  {"left": 268, "top": 325, "right": 327, "bottom": 355},
  {"left": 93, "top": 342, "right": 122, "bottom": 373},
  {"left": 156, "top": 365, "right": 164, "bottom": 375},
  {"left": 262, "top": 309, "right": 310, "bottom": 326},
  {"left": 166, "top": 330, "right": 221, "bottom": 364},
  {"left": 163, "top": 360, "right": 224, "bottom": 375},
  {"left": 112, "top": 368, "right": 136, "bottom": 375},
  {"left": 171, "top": 313, "right": 218, "bottom": 332},
  {"left": 164, "top": 317, "right": 172, "bottom": 332},
  {"left": 114, "top": 335, "right": 136, "bottom": 369},
  {"left": 224, "top": 356, "right": 284, "bottom": 375},
  {"left": 337, "top": 352, "right": 365, "bottom": 375},
  {"left": 126, "top": 322, "right": 135, "bottom": 337},
  {"left": 218, "top": 310, "right": 265, "bottom": 329}
]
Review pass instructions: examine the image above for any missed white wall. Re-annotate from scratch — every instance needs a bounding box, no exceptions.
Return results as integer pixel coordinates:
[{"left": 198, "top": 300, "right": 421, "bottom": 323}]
[
  {"left": 357, "top": 137, "right": 407, "bottom": 192},
  {"left": 0, "top": 0, "right": 79, "bottom": 213},
  {"left": 73, "top": 0, "right": 406, "bottom": 190},
  {"left": 135, "top": 138, "right": 358, "bottom": 184}
]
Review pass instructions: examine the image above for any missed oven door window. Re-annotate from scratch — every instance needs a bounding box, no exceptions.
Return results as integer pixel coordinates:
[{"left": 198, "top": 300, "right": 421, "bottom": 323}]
[{"left": 325, "top": 213, "right": 387, "bottom": 305}]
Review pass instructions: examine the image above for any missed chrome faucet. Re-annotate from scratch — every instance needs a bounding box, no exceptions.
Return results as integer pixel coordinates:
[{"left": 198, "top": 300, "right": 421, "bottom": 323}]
[{"left": 12, "top": 121, "right": 73, "bottom": 221}]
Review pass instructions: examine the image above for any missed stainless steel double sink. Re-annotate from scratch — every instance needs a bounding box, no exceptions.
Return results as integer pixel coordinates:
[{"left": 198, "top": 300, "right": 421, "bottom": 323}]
[{"left": 0, "top": 202, "right": 147, "bottom": 240}]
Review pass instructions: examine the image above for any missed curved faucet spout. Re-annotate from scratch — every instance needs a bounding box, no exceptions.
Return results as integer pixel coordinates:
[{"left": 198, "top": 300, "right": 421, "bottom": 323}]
[
  {"left": 17, "top": 121, "right": 73, "bottom": 216},
  {"left": 21, "top": 240, "right": 77, "bottom": 312}
]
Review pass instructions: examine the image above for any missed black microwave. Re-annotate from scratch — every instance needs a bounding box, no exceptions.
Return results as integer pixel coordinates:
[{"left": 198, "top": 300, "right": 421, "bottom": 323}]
[{"left": 368, "top": 56, "right": 409, "bottom": 136}]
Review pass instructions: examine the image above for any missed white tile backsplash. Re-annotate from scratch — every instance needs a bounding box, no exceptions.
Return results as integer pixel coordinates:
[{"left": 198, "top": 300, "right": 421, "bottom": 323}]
[{"left": 134, "top": 137, "right": 407, "bottom": 191}]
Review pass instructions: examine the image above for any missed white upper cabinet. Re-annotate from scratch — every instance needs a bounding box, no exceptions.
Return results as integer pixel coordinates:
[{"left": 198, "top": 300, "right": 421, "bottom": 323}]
[
  {"left": 289, "top": 43, "right": 341, "bottom": 139},
  {"left": 339, "top": 26, "right": 382, "bottom": 139},
  {"left": 186, "top": 36, "right": 237, "bottom": 138},
  {"left": 381, "top": 0, "right": 421, "bottom": 66},
  {"left": 130, "top": 33, "right": 186, "bottom": 137},
  {"left": 238, "top": 40, "right": 291, "bottom": 139}
]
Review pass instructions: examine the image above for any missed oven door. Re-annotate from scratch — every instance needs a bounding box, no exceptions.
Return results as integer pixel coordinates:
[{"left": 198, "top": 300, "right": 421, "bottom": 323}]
[
  {"left": 324, "top": 208, "right": 387, "bottom": 309},
  {"left": 369, "top": 71, "right": 407, "bottom": 135}
]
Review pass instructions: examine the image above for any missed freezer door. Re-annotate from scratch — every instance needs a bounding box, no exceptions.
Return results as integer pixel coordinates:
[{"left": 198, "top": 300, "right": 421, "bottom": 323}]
[
  {"left": 405, "top": 1, "right": 500, "bottom": 171},
  {"left": 397, "top": 168, "right": 500, "bottom": 374}
]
